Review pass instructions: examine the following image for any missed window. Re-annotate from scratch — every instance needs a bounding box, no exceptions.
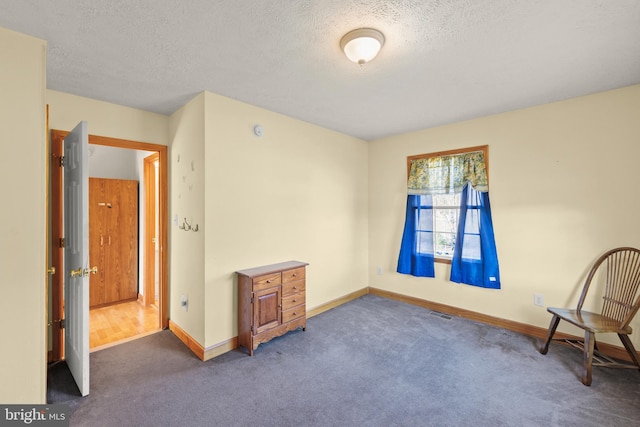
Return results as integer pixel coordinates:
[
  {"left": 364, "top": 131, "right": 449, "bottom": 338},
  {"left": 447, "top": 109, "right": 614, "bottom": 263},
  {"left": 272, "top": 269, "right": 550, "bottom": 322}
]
[
  {"left": 433, "top": 193, "right": 460, "bottom": 259},
  {"left": 397, "top": 145, "right": 500, "bottom": 289},
  {"left": 412, "top": 193, "right": 461, "bottom": 261}
]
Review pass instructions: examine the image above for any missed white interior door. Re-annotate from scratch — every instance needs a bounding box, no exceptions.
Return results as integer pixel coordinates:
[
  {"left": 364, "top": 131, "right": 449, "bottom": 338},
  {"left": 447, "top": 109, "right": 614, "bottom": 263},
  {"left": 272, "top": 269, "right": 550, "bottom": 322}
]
[{"left": 63, "top": 121, "right": 90, "bottom": 396}]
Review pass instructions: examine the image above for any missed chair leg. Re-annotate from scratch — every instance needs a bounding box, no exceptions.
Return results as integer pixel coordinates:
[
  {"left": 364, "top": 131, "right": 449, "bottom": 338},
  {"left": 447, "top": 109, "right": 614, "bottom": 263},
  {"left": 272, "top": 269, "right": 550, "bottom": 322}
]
[
  {"left": 582, "top": 331, "right": 595, "bottom": 386},
  {"left": 618, "top": 334, "right": 640, "bottom": 370},
  {"left": 540, "top": 315, "right": 560, "bottom": 355}
]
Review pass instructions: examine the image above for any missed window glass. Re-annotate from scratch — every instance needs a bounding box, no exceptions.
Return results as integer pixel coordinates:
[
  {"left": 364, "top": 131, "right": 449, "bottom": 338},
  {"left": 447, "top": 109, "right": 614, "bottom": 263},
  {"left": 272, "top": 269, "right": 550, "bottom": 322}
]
[
  {"left": 433, "top": 193, "right": 460, "bottom": 258},
  {"left": 461, "top": 209, "right": 481, "bottom": 260},
  {"left": 415, "top": 197, "right": 433, "bottom": 255}
]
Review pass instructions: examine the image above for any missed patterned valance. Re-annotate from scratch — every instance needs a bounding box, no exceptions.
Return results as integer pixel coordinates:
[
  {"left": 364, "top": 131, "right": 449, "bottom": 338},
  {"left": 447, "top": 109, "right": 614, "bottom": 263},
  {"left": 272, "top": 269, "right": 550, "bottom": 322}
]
[{"left": 407, "top": 151, "right": 488, "bottom": 195}]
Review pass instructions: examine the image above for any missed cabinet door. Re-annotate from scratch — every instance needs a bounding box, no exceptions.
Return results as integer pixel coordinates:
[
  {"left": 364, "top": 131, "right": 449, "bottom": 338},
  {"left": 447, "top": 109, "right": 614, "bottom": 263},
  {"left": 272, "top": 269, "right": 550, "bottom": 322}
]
[
  {"left": 89, "top": 178, "right": 107, "bottom": 307},
  {"left": 253, "top": 286, "right": 281, "bottom": 334},
  {"left": 106, "top": 179, "right": 138, "bottom": 302},
  {"left": 88, "top": 178, "right": 138, "bottom": 307}
]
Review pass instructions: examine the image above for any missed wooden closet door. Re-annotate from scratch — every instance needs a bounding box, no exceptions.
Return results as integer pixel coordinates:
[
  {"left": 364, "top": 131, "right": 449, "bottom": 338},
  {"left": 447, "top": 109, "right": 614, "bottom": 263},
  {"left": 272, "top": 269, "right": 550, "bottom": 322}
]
[
  {"left": 105, "top": 179, "right": 138, "bottom": 303},
  {"left": 89, "top": 178, "right": 139, "bottom": 307},
  {"left": 89, "top": 178, "right": 107, "bottom": 307}
]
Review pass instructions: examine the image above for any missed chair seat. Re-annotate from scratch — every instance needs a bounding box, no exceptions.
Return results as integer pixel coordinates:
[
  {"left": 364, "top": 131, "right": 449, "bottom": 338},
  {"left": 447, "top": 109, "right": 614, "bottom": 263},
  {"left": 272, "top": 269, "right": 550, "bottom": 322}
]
[{"left": 547, "top": 307, "right": 632, "bottom": 334}]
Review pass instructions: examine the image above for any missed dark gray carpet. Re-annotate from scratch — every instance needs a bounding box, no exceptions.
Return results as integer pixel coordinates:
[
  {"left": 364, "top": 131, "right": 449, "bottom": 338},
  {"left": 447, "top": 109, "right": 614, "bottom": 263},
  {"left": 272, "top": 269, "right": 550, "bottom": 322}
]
[{"left": 48, "top": 295, "right": 640, "bottom": 426}]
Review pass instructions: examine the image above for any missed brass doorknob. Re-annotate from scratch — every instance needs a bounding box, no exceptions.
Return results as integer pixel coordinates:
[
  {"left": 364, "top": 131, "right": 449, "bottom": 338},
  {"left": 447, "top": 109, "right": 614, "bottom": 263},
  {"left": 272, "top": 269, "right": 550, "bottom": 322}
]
[
  {"left": 70, "top": 268, "right": 83, "bottom": 278},
  {"left": 47, "top": 267, "right": 56, "bottom": 275},
  {"left": 83, "top": 266, "right": 98, "bottom": 277}
]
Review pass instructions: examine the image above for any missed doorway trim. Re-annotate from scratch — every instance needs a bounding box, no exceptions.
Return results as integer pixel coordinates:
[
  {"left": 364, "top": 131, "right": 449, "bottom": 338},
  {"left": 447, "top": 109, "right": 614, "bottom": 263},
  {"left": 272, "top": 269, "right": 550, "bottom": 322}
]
[
  {"left": 143, "top": 153, "right": 159, "bottom": 307},
  {"left": 49, "top": 130, "right": 169, "bottom": 362}
]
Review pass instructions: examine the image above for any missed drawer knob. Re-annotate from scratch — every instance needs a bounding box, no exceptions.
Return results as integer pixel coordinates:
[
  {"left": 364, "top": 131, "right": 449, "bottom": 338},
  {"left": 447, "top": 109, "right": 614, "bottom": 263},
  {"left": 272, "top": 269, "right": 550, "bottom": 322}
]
[
  {"left": 293, "top": 286, "right": 297, "bottom": 290},
  {"left": 293, "top": 299, "right": 297, "bottom": 303},
  {"left": 266, "top": 280, "right": 271, "bottom": 283},
  {"left": 292, "top": 273, "right": 297, "bottom": 277}
]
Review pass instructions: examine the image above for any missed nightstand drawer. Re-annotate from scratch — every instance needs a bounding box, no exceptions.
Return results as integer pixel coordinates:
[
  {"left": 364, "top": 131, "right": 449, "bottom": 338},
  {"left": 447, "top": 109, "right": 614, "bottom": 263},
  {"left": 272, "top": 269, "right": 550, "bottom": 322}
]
[
  {"left": 282, "top": 293, "right": 305, "bottom": 310},
  {"left": 282, "top": 267, "right": 305, "bottom": 283},
  {"left": 253, "top": 272, "right": 281, "bottom": 291},
  {"left": 282, "top": 305, "right": 305, "bottom": 323},
  {"left": 282, "top": 280, "right": 305, "bottom": 297}
]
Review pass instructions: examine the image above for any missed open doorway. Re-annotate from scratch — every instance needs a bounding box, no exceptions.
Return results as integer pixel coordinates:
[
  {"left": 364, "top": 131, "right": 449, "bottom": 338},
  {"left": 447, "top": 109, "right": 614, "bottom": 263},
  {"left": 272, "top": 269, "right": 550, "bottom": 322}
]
[{"left": 49, "top": 130, "right": 168, "bottom": 361}]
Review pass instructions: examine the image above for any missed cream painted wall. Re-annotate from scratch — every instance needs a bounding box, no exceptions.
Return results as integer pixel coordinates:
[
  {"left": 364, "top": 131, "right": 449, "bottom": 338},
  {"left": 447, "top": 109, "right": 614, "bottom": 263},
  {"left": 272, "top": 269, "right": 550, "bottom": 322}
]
[
  {"left": 169, "top": 94, "right": 206, "bottom": 344},
  {"left": 368, "top": 84, "right": 640, "bottom": 349},
  {"left": 0, "top": 28, "right": 47, "bottom": 403},
  {"left": 201, "top": 92, "right": 369, "bottom": 348},
  {"left": 47, "top": 90, "right": 169, "bottom": 145}
]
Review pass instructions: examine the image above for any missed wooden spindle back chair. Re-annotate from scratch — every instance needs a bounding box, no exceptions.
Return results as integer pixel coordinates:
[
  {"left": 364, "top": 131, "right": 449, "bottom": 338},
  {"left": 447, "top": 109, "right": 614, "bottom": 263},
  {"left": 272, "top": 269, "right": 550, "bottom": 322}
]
[{"left": 539, "top": 247, "right": 640, "bottom": 385}]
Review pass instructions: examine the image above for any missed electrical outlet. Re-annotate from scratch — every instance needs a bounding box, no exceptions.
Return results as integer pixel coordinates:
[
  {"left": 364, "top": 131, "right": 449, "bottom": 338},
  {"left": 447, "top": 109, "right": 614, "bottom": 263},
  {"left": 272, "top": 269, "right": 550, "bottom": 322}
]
[
  {"left": 534, "top": 293, "right": 544, "bottom": 307},
  {"left": 376, "top": 266, "right": 382, "bottom": 276},
  {"left": 181, "top": 294, "right": 188, "bottom": 311}
]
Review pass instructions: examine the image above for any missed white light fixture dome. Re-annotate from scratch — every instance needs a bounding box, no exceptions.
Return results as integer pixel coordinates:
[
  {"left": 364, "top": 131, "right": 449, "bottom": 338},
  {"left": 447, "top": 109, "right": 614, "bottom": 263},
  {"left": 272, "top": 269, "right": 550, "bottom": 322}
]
[{"left": 340, "top": 28, "right": 385, "bottom": 65}]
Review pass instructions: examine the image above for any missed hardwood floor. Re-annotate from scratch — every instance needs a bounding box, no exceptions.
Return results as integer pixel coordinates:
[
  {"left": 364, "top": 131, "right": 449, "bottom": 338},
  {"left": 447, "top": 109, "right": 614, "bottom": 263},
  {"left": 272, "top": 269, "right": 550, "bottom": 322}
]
[{"left": 90, "top": 300, "right": 161, "bottom": 351}]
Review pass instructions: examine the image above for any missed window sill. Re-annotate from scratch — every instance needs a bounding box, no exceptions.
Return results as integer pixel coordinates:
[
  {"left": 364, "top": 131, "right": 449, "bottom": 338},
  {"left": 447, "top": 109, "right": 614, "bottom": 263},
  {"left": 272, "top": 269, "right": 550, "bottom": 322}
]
[{"left": 435, "top": 257, "right": 452, "bottom": 265}]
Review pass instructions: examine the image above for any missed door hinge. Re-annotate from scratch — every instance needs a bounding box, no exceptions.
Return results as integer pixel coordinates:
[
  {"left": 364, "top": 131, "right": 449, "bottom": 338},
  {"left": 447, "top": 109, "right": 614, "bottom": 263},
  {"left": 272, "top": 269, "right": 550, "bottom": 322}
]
[
  {"left": 59, "top": 237, "right": 65, "bottom": 248},
  {"left": 51, "top": 153, "right": 63, "bottom": 167},
  {"left": 48, "top": 318, "right": 65, "bottom": 329},
  {"left": 251, "top": 296, "right": 254, "bottom": 304}
]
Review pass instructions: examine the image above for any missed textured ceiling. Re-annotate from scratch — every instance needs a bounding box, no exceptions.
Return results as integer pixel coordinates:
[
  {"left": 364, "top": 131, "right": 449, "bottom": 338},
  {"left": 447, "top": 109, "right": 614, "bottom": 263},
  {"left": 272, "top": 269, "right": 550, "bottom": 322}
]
[{"left": 1, "top": 0, "right": 639, "bottom": 141}]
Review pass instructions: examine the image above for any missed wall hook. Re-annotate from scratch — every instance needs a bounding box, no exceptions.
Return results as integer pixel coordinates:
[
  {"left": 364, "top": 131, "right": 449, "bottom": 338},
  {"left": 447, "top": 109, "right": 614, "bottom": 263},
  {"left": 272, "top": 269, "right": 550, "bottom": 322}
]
[{"left": 179, "top": 217, "right": 199, "bottom": 232}]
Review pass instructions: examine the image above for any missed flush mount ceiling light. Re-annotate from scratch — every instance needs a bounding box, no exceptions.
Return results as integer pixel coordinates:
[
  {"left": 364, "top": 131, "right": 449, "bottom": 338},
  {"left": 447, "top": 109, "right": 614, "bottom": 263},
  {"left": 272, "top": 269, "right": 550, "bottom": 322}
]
[{"left": 340, "top": 28, "right": 385, "bottom": 65}]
